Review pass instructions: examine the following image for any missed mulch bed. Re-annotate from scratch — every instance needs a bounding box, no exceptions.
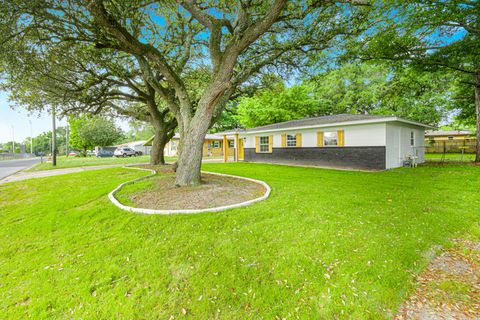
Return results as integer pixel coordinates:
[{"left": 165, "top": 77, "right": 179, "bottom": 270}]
[
  {"left": 395, "top": 240, "right": 480, "bottom": 320},
  {"left": 126, "top": 166, "right": 266, "bottom": 210}
]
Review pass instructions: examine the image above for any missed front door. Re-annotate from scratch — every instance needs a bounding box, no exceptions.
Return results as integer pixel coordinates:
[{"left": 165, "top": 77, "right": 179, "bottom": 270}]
[{"left": 238, "top": 138, "right": 244, "bottom": 161}]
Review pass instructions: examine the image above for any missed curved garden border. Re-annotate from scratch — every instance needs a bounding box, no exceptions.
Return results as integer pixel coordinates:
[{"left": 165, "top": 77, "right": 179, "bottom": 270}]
[{"left": 108, "top": 166, "right": 271, "bottom": 215}]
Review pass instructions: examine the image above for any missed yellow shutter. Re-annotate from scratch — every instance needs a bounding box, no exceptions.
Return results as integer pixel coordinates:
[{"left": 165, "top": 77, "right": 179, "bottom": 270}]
[
  {"left": 268, "top": 135, "right": 273, "bottom": 153},
  {"left": 255, "top": 136, "right": 259, "bottom": 153},
  {"left": 337, "top": 130, "right": 345, "bottom": 146},
  {"left": 281, "top": 134, "right": 286, "bottom": 147},
  {"left": 317, "top": 131, "right": 324, "bottom": 147},
  {"left": 296, "top": 133, "right": 302, "bottom": 147}
]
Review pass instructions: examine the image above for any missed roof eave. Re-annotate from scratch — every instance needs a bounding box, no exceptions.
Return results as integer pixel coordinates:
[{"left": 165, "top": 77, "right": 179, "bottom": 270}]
[{"left": 241, "top": 117, "right": 432, "bottom": 134}]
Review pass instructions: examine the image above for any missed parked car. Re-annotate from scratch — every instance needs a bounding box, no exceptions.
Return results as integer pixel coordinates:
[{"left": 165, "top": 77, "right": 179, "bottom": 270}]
[
  {"left": 135, "top": 151, "right": 143, "bottom": 156},
  {"left": 86, "top": 150, "right": 96, "bottom": 157},
  {"left": 114, "top": 147, "right": 136, "bottom": 157},
  {"left": 68, "top": 151, "right": 79, "bottom": 157},
  {"left": 96, "top": 150, "right": 114, "bottom": 158}
]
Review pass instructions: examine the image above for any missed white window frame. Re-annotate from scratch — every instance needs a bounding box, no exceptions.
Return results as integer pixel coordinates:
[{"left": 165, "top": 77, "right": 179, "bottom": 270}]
[
  {"left": 259, "top": 136, "right": 270, "bottom": 153},
  {"left": 410, "top": 131, "right": 415, "bottom": 146},
  {"left": 212, "top": 141, "right": 220, "bottom": 148},
  {"left": 286, "top": 134, "right": 296, "bottom": 147},
  {"left": 323, "top": 131, "right": 338, "bottom": 146},
  {"left": 228, "top": 141, "right": 234, "bottom": 148}
]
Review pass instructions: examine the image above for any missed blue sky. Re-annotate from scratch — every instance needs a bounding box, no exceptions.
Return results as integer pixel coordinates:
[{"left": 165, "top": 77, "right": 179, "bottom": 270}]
[
  {"left": 0, "top": 91, "right": 130, "bottom": 143},
  {"left": 0, "top": 91, "right": 66, "bottom": 143}
]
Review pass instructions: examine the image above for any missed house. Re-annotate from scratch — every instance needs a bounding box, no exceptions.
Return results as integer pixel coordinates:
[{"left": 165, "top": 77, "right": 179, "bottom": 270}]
[
  {"left": 115, "top": 140, "right": 151, "bottom": 155},
  {"left": 425, "top": 130, "right": 476, "bottom": 154},
  {"left": 144, "top": 133, "right": 235, "bottom": 158},
  {"left": 220, "top": 114, "right": 430, "bottom": 170}
]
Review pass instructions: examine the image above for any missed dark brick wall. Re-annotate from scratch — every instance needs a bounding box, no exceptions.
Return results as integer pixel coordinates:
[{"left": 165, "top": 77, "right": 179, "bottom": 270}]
[{"left": 243, "top": 147, "right": 386, "bottom": 170}]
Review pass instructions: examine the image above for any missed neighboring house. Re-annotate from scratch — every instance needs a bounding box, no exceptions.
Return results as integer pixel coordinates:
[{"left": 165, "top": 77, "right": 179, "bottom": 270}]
[
  {"left": 425, "top": 130, "right": 476, "bottom": 153},
  {"left": 115, "top": 140, "right": 151, "bottom": 155},
  {"left": 220, "top": 114, "right": 430, "bottom": 170},
  {"left": 144, "top": 133, "right": 234, "bottom": 157}
]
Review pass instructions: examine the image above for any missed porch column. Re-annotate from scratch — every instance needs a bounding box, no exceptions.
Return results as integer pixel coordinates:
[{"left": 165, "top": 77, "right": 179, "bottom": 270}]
[
  {"left": 223, "top": 135, "right": 228, "bottom": 163},
  {"left": 234, "top": 133, "right": 239, "bottom": 162}
]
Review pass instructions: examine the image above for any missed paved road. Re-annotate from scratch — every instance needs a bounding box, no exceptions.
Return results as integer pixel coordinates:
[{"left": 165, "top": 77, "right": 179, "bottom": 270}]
[
  {"left": 0, "top": 158, "right": 41, "bottom": 181},
  {"left": 0, "top": 163, "right": 147, "bottom": 185}
]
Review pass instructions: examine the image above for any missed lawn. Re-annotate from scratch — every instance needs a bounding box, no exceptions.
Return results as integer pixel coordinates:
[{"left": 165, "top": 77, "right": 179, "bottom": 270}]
[
  {"left": 0, "top": 163, "right": 479, "bottom": 319},
  {"left": 425, "top": 153, "right": 476, "bottom": 162},
  {"left": 29, "top": 155, "right": 176, "bottom": 171}
]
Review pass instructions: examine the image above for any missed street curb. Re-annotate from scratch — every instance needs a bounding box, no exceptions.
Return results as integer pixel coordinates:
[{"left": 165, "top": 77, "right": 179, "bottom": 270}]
[{"left": 108, "top": 166, "right": 271, "bottom": 215}]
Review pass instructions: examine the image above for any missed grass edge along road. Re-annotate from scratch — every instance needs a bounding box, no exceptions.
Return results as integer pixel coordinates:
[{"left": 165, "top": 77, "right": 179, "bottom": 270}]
[
  {"left": 0, "top": 162, "right": 479, "bottom": 318},
  {"left": 28, "top": 155, "right": 177, "bottom": 171}
]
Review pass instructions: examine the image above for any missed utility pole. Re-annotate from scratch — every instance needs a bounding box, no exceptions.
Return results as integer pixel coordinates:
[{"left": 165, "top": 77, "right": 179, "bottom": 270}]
[
  {"left": 29, "top": 120, "right": 33, "bottom": 155},
  {"left": 65, "top": 124, "right": 69, "bottom": 156},
  {"left": 11, "top": 125, "right": 15, "bottom": 158},
  {"left": 52, "top": 106, "right": 57, "bottom": 166}
]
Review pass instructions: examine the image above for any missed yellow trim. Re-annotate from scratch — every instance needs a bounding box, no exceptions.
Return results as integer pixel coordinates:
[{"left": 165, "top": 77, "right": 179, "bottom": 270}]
[
  {"left": 337, "top": 130, "right": 345, "bottom": 146},
  {"left": 223, "top": 135, "right": 228, "bottom": 162},
  {"left": 317, "top": 131, "right": 324, "bottom": 147},
  {"left": 239, "top": 138, "right": 244, "bottom": 160},
  {"left": 255, "top": 136, "right": 259, "bottom": 153},
  {"left": 268, "top": 135, "right": 273, "bottom": 153},
  {"left": 281, "top": 134, "right": 286, "bottom": 147},
  {"left": 296, "top": 133, "right": 302, "bottom": 147}
]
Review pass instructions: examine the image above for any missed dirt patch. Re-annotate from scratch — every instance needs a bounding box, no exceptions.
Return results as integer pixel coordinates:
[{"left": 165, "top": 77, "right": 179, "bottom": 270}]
[
  {"left": 124, "top": 172, "right": 266, "bottom": 210},
  {"left": 395, "top": 240, "right": 480, "bottom": 320}
]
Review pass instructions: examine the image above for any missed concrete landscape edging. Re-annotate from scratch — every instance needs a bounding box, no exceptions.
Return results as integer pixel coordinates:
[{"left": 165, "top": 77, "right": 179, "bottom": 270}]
[{"left": 108, "top": 166, "right": 271, "bottom": 215}]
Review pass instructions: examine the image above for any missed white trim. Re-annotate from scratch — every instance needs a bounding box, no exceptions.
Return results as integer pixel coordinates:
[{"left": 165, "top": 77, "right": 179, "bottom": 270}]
[
  {"left": 239, "top": 117, "right": 431, "bottom": 135},
  {"left": 108, "top": 167, "right": 271, "bottom": 215}
]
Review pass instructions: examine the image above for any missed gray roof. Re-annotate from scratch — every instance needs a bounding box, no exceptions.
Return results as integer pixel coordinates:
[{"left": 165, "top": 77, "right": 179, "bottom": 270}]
[
  {"left": 234, "top": 114, "right": 427, "bottom": 133},
  {"left": 425, "top": 130, "right": 473, "bottom": 137}
]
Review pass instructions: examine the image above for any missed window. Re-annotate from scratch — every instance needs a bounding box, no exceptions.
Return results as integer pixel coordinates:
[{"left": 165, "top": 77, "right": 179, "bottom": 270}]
[
  {"left": 448, "top": 136, "right": 454, "bottom": 140},
  {"left": 259, "top": 136, "right": 270, "bottom": 152},
  {"left": 212, "top": 141, "right": 221, "bottom": 148},
  {"left": 323, "top": 131, "right": 338, "bottom": 146},
  {"left": 228, "top": 141, "right": 234, "bottom": 148},
  {"left": 410, "top": 132, "right": 415, "bottom": 146},
  {"left": 286, "top": 134, "right": 296, "bottom": 147}
]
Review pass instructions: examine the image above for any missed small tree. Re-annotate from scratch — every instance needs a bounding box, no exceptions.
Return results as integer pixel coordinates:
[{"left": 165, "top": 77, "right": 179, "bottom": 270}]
[
  {"left": 236, "top": 83, "right": 319, "bottom": 127},
  {"left": 69, "top": 115, "right": 123, "bottom": 154}
]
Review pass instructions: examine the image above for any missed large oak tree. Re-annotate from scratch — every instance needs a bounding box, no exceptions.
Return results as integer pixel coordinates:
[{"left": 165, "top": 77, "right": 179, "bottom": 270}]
[{"left": 2, "top": 0, "right": 368, "bottom": 185}]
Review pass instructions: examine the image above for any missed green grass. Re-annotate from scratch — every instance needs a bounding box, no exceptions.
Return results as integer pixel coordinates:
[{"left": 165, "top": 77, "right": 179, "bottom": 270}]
[
  {"left": 0, "top": 163, "right": 479, "bottom": 319},
  {"left": 29, "top": 155, "right": 176, "bottom": 171},
  {"left": 425, "top": 153, "right": 476, "bottom": 162}
]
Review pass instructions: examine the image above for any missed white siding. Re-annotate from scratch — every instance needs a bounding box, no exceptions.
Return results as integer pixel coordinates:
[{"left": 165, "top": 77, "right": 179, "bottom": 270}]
[
  {"left": 241, "top": 121, "right": 426, "bottom": 170},
  {"left": 242, "top": 123, "right": 386, "bottom": 148},
  {"left": 385, "top": 123, "right": 425, "bottom": 169}
]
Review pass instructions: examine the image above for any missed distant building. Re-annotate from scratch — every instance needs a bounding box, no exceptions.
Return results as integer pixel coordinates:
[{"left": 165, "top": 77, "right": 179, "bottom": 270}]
[
  {"left": 144, "top": 133, "right": 234, "bottom": 158},
  {"left": 425, "top": 130, "right": 476, "bottom": 153},
  {"left": 115, "top": 140, "right": 151, "bottom": 155}
]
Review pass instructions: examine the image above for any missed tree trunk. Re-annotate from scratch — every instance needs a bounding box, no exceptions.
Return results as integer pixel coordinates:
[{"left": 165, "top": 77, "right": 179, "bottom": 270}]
[
  {"left": 475, "top": 73, "right": 480, "bottom": 163},
  {"left": 150, "top": 127, "right": 168, "bottom": 165},
  {"left": 175, "top": 117, "right": 210, "bottom": 186}
]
